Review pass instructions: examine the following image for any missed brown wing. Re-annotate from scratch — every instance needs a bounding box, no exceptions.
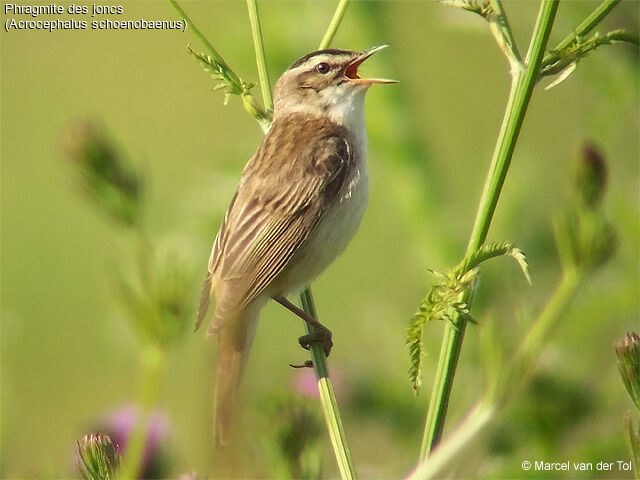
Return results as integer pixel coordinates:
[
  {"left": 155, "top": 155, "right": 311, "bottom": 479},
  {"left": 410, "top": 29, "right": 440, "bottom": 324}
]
[{"left": 195, "top": 114, "right": 352, "bottom": 332}]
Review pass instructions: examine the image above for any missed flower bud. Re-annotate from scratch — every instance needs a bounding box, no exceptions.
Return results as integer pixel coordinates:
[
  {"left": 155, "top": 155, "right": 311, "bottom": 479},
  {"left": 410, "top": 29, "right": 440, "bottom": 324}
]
[
  {"left": 76, "top": 433, "right": 120, "bottom": 480},
  {"left": 574, "top": 142, "right": 607, "bottom": 209},
  {"left": 65, "top": 120, "right": 142, "bottom": 226},
  {"left": 616, "top": 332, "right": 640, "bottom": 411}
]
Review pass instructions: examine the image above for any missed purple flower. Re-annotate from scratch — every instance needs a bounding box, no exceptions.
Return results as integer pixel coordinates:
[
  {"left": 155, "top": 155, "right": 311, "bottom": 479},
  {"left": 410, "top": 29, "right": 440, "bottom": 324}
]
[
  {"left": 291, "top": 367, "right": 349, "bottom": 401},
  {"left": 95, "top": 406, "right": 169, "bottom": 479}
]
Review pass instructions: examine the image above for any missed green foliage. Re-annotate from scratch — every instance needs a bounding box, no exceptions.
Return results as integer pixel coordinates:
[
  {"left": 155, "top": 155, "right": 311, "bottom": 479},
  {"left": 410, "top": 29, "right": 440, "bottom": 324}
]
[
  {"left": 407, "top": 267, "right": 477, "bottom": 394},
  {"left": 267, "top": 396, "right": 323, "bottom": 479},
  {"left": 459, "top": 242, "right": 531, "bottom": 284},
  {"left": 188, "top": 46, "right": 255, "bottom": 104},
  {"left": 188, "top": 46, "right": 272, "bottom": 130},
  {"left": 573, "top": 143, "right": 607, "bottom": 209},
  {"left": 554, "top": 142, "right": 617, "bottom": 273},
  {"left": 66, "top": 121, "right": 142, "bottom": 227},
  {"left": 541, "top": 29, "right": 639, "bottom": 89},
  {"left": 76, "top": 433, "right": 120, "bottom": 480},
  {"left": 118, "top": 252, "right": 194, "bottom": 348},
  {"left": 490, "top": 372, "right": 596, "bottom": 454},
  {"left": 407, "top": 242, "right": 530, "bottom": 394}
]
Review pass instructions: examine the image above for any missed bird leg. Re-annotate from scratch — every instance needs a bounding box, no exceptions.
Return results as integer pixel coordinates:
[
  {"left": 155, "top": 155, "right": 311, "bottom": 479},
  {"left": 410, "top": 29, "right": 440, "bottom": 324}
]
[{"left": 274, "top": 296, "right": 333, "bottom": 357}]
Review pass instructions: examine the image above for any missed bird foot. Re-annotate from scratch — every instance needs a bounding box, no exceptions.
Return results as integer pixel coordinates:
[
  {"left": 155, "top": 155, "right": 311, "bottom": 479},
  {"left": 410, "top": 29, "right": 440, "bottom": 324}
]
[
  {"left": 298, "top": 327, "right": 333, "bottom": 357},
  {"left": 289, "top": 360, "right": 314, "bottom": 369}
]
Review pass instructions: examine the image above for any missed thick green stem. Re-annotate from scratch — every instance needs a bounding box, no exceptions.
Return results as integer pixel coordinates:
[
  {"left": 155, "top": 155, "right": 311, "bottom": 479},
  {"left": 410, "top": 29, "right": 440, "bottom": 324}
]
[
  {"left": 419, "top": 319, "right": 468, "bottom": 458},
  {"left": 412, "top": 269, "right": 583, "bottom": 478},
  {"left": 120, "top": 343, "right": 165, "bottom": 480},
  {"left": 411, "top": 402, "right": 495, "bottom": 480},
  {"left": 246, "top": 0, "right": 273, "bottom": 112},
  {"left": 420, "top": 0, "right": 559, "bottom": 459}
]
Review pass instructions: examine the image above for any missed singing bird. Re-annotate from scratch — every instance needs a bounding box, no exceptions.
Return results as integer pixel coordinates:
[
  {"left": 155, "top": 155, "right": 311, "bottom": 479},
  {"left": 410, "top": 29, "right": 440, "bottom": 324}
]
[{"left": 196, "top": 45, "right": 395, "bottom": 445}]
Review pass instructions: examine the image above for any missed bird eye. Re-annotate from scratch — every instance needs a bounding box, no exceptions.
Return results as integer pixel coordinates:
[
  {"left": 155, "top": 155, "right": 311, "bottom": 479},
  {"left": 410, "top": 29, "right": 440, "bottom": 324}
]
[{"left": 316, "top": 62, "right": 330, "bottom": 74}]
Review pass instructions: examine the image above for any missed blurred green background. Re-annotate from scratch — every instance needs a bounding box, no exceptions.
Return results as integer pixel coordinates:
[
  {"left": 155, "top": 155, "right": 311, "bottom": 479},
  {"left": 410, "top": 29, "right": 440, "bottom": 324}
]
[{"left": 1, "top": 1, "right": 638, "bottom": 478}]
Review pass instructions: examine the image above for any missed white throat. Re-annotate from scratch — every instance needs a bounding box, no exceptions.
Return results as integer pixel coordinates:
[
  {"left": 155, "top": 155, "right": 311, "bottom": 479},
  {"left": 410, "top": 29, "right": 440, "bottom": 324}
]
[
  {"left": 274, "top": 84, "right": 369, "bottom": 150},
  {"left": 321, "top": 85, "right": 368, "bottom": 147}
]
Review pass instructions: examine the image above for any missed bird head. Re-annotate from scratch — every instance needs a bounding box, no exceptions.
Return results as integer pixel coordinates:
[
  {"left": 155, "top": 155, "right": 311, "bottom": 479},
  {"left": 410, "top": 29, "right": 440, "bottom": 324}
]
[{"left": 273, "top": 45, "right": 396, "bottom": 124}]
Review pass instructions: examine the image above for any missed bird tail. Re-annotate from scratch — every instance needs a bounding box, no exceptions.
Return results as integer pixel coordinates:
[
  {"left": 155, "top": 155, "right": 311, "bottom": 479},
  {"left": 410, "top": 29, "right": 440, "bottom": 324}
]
[{"left": 212, "top": 307, "right": 259, "bottom": 448}]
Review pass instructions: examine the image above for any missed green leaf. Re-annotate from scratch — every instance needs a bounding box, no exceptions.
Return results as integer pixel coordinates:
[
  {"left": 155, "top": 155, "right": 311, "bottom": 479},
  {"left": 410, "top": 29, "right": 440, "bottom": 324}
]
[
  {"left": 188, "top": 45, "right": 245, "bottom": 98},
  {"left": 505, "top": 246, "right": 532, "bottom": 285},
  {"left": 406, "top": 268, "right": 479, "bottom": 394},
  {"left": 459, "top": 241, "right": 531, "bottom": 284},
  {"left": 407, "top": 242, "right": 531, "bottom": 393},
  {"left": 541, "top": 29, "right": 639, "bottom": 85},
  {"left": 544, "top": 61, "right": 577, "bottom": 90}
]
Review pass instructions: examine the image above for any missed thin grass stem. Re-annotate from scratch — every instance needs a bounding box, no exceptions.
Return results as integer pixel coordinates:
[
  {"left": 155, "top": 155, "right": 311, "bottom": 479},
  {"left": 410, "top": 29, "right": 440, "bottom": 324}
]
[
  {"left": 295, "top": 2, "right": 357, "bottom": 477},
  {"left": 489, "top": 0, "right": 523, "bottom": 71},
  {"left": 319, "top": 0, "right": 351, "bottom": 49},
  {"left": 246, "top": 0, "right": 273, "bottom": 112},
  {"left": 300, "top": 290, "right": 357, "bottom": 479}
]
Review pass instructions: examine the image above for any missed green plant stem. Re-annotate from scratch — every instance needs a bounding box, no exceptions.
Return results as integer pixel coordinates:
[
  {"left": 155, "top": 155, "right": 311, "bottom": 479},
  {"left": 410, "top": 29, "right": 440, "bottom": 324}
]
[
  {"left": 420, "top": 0, "right": 559, "bottom": 460},
  {"left": 624, "top": 415, "right": 640, "bottom": 480},
  {"left": 294, "top": 3, "right": 357, "bottom": 478},
  {"left": 246, "top": 0, "right": 273, "bottom": 112},
  {"left": 168, "top": 0, "right": 242, "bottom": 87},
  {"left": 554, "top": 0, "right": 620, "bottom": 52},
  {"left": 120, "top": 343, "right": 165, "bottom": 480},
  {"left": 173, "top": 0, "right": 354, "bottom": 473},
  {"left": 540, "top": 0, "right": 623, "bottom": 71},
  {"left": 488, "top": 0, "right": 523, "bottom": 70},
  {"left": 169, "top": 0, "right": 271, "bottom": 131},
  {"left": 515, "top": 269, "right": 580, "bottom": 369},
  {"left": 411, "top": 269, "right": 583, "bottom": 479},
  {"left": 300, "top": 290, "right": 357, "bottom": 480},
  {"left": 319, "top": 0, "right": 350, "bottom": 49},
  {"left": 410, "top": 401, "right": 495, "bottom": 480}
]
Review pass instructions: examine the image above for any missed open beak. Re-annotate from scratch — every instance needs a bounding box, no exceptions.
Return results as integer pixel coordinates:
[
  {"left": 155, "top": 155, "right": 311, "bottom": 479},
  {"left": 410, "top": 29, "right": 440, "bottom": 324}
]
[{"left": 344, "top": 45, "right": 398, "bottom": 85}]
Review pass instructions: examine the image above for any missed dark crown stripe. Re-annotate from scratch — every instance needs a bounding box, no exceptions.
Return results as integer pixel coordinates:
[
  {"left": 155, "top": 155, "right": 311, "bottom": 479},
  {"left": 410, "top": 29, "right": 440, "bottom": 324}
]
[{"left": 288, "top": 49, "right": 353, "bottom": 69}]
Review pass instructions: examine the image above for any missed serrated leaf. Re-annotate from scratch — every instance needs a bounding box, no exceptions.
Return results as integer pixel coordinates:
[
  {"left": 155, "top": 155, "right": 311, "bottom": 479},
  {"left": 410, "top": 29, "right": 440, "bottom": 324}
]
[
  {"left": 406, "top": 267, "right": 481, "bottom": 393},
  {"left": 406, "top": 310, "right": 428, "bottom": 394},
  {"left": 459, "top": 242, "right": 531, "bottom": 284},
  {"left": 540, "top": 29, "right": 639, "bottom": 86},
  {"left": 505, "top": 246, "right": 532, "bottom": 284}
]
